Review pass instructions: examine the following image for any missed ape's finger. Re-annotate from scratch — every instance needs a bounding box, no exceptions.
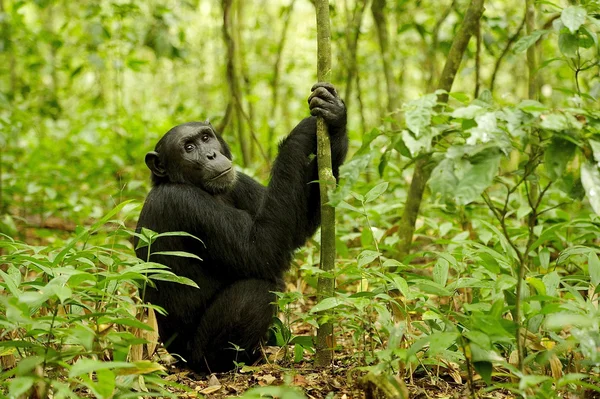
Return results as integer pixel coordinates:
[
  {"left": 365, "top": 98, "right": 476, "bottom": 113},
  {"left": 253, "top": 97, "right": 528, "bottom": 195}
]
[
  {"left": 310, "top": 82, "right": 338, "bottom": 97},
  {"left": 308, "top": 87, "right": 336, "bottom": 105}
]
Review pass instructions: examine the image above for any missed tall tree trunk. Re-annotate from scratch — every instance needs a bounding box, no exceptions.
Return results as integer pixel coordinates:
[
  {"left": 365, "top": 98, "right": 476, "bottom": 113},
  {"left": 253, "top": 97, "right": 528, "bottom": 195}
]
[
  {"left": 268, "top": 0, "right": 296, "bottom": 159},
  {"left": 235, "top": 0, "right": 255, "bottom": 163},
  {"left": 525, "top": 0, "right": 538, "bottom": 100},
  {"left": 371, "top": 0, "right": 400, "bottom": 124},
  {"left": 222, "top": 0, "right": 250, "bottom": 167},
  {"left": 397, "top": 0, "right": 486, "bottom": 259},
  {"left": 314, "top": 0, "right": 336, "bottom": 369},
  {"left": 343, "top": 0, "right": 368, "bottom": 113}
]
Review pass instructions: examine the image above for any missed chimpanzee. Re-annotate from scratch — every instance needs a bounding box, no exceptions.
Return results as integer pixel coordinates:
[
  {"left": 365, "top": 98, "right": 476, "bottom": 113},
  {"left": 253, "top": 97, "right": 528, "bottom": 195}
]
[{"left": 134, "top": 83, "right": 348, "bottom": 373}]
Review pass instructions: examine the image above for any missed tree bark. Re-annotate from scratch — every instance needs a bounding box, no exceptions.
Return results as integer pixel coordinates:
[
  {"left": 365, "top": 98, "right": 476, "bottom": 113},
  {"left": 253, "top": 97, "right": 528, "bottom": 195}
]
[
  {"left": 314, "top": 0, "right": 336, "bottom": 369},
  {"left": 343, "top": 0, "right": 368, "bottom": 113},
  {"left": 222, "top": 0, "right": 250, "bottom": 167},
  {"left": 397, "top": 0, "right": 485, "bottom": 259},
  {"left": 268, "top": 0, "right": 296, "bottom": 159},
  {"left": 371, "top": 0, "right": 400, "bottom": 123},
  {"left": 525, "top": 0, "right": 538, "bottom": 100}
]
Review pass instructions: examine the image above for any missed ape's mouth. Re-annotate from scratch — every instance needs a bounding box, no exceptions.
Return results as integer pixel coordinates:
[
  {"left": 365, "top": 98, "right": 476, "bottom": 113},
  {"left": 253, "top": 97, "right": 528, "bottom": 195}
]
[{"left": 210, "top": 168, "right": 232, "bottom": 181}]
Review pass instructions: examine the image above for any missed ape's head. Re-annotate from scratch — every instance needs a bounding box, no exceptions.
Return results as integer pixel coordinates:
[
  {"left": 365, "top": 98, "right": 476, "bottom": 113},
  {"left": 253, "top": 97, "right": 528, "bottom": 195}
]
[{"left": 145, "top": 122, "right": 237, "bottom": 194}]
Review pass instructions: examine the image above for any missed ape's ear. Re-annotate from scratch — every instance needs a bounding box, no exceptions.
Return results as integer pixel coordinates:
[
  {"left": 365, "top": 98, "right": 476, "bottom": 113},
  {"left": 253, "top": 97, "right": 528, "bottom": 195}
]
[{"left": 145, "top": 151, "right": 167, "bottom": 177}]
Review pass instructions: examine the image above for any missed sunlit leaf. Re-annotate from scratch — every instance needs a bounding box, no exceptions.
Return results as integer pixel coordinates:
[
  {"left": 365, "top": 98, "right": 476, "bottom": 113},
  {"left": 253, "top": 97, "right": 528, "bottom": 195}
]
[{"left": 561, "top": 6, "right": 586, "bottom": 34}]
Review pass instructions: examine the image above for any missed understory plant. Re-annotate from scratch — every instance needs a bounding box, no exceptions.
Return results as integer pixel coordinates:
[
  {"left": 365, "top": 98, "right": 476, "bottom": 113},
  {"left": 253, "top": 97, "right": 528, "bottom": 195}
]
[{"left": 0, "top": 202, "right": 196, "bottom": 398}]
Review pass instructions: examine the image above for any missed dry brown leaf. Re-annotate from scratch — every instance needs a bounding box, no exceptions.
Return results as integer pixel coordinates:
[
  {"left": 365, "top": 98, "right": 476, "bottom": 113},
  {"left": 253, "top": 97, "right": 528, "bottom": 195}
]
[
  {"left": 293, "top": 374, "right": 307, "bottom": 387},
  {"left": 549, "top": 354, "right": 563, "bottom": 379},
  {"left": 146, "top": 308, "right": 159, "bottom": 356},
  {"left": 200, "top": 385, "right": 222, "bottom": 394},
  {"left": 257, "top": 374, "right": 277, "bottom": 386},
  {"left": 208, "top": 374, "right": 220, "bottom": 386}
]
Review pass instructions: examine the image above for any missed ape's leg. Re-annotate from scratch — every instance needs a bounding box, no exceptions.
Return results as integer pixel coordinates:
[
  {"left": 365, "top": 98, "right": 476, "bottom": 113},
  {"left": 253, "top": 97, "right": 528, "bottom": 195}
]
[{"left": 188, "top": 279, "right": 277, "bottom": 373}]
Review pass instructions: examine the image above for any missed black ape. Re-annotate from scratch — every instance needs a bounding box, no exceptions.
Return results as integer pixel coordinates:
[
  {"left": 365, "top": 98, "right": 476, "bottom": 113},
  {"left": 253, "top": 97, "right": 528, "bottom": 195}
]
[{"left": 135, "top": 83, "right": 348, "bottom": 373}]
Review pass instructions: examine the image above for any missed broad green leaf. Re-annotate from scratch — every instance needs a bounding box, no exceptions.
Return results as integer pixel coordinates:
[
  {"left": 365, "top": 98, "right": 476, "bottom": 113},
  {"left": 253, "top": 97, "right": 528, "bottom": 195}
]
[
  {"left": 433, "top": 257, "right": 449, "bottom": 287},
  {"left": 543, "top": 271, "right": 561, "bottom": 297},
  {"left": 581, "top": 161, "right": 600, "bottom": 215},
  {"left": 561, "top": 6, "right": 586, "bottom": 34},
  {"left": 559, "top": 30, "right": 579, "bottom": 57},
  {"left": 69, "top": 359, "right": 134, "bottom": 377},
  {"left": 413, "top": 279, "right": 452, "bottom": 297},
  {"left": 517, "top": 99, "right": 547, "bottom": 113},
  {"left": 428, "top": 332, "right": 459, "bottom": 356},
  {"left": 310, "top": 297, "right": 344, "bottom": 313},
  {"left": 473, "top": 361, "right": 493, "bottom": 385},
  {"left": 588, "top": 252, "right": 600, "bottom": 287},
  {"left": 545, "top": 138, "right": 576, "bottom": 179},
  {"left": 364, "top": 182, "right": 389, "bottom": 203},
  {"left": 451, "top": 105, "right": 483, "bottom": 119},
  {"left": 545, "top": 313, "right": 595, "bottom": 330},
  {"left": 589, "top": 140, "right": 600, "bottom": 164},
  {"left": 357, "top": 250, "right": 380, "bottom": 268},
  {"left": 513, "top": 30, "right": 548, "bottom": 53},
  {"left": 404, "top": 93, "right": 437, "bottom": 137},
  {"left": 9, "top": 377, "right": 35, "bottom": 398},
  {"left": 428, "top": 158, "right": 458, "bottom": 202},
  {"left": 455, "top": 150, "right": 502, "bottom": 205},
  {"left": 526, "top": 277, "right": 546, "bottom": 295}
]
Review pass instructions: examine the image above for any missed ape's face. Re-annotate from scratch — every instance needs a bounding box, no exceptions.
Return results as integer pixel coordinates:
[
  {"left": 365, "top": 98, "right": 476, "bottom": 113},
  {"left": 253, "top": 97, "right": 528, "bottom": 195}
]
[{"left": 145, "top": 122, "right": 237, "bottom": 194}]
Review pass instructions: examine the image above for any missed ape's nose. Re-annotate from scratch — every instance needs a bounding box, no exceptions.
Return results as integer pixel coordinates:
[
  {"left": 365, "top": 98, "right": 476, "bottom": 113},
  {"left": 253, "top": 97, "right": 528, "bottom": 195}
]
[{"left": 207, "top": 151, "right": 216, "bottom": 160}]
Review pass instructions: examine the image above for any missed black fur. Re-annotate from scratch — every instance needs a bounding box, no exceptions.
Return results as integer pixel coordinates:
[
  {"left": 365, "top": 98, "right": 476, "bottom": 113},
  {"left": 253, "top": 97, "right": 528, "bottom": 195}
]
[{"left": 134, "top": 83, "right": 348, "bottom": 373}]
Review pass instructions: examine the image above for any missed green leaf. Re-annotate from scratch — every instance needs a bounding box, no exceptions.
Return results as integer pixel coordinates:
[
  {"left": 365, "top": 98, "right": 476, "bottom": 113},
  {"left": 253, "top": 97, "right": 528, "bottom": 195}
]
[
  {"left": 405, "top": 93, "right": 437, "bottom": 137},
  {"left": 455, "top": 150, "right": 502, "bottom": 205},
  {"left": 588, "top": 252, "right": 600, "bottom": 287},
  {"left": 561, "top": 6, "right": 586, "bottom": 34},
  {"left": 364, "top": 182, "right": 388, "bottom": 203},
  {"left": 310, "top": 297, "right": 343, "bottom": 313},
  {"left": 428, "top": 332, "right": 459, "bottom": 356},
  {"left": 357, "top": 250, "right": 380, "bottom": 268},
  {"left": 517, "top": 99, "right": 547, "bottom": 113},
  {"left": 545, "top": 313, "right": 595, "bottom": 330},
  {"left": 545, "top": 138, "right": 576, "bottom": 179},
  {"left": 9, "top": 377, "right": 35, "bottom": 398},
  {"left": 581, "top": 161, "right": 600, "bottom": 215},
  {"left": 69, "top": 359, "right": 134, "bottom": 378},
  {"left": 433, "top": 257, "right": 449, "bottom": 287},
  {"left": 559, "top": 30, "right": 579, "bottom": 58},
  {"left": 473, "top": 361, "right": 493, "bottom": 385},
  {"left": 151, "top": 251, "right": 202, "bottom": 261},
  {"left": 513, "top": 30, "right": 548, "bottom": 53},
  {"left": 294, "top": 343, "right": 305, "bottom": 362},
  {"left": 429, "top": 158, "right": 458, "bottom": 203},
  {"left": 413, "top": 279, "right": 452, "bottom": 297}
]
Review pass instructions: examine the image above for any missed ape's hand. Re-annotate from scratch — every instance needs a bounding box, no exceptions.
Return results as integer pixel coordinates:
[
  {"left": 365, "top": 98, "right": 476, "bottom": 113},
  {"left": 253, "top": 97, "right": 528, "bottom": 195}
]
[{"left": 308, "top": 82, "right": 346, "bottom": 130}]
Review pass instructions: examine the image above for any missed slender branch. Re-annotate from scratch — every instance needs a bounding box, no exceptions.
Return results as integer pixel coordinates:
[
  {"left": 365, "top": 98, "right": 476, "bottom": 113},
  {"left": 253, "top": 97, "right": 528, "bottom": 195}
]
[
  {"left": 314, "top": 0, "right": 336, "bottom": 369},
  {"left": 490, "top": 12, "right": 526, "bottom": 92}
]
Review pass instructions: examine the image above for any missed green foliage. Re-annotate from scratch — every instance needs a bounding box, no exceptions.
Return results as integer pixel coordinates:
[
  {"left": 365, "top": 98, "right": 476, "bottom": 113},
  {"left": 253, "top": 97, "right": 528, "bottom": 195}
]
[{"left": 0, "top": 204, "right": 191, "bottom": 398}]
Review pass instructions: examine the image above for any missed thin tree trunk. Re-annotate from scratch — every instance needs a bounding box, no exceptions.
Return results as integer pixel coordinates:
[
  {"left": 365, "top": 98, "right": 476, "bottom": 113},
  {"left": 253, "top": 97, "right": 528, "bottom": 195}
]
[
  {"left": 371, "top": 0, "right": 400, "bottom": 123},
  {"left": 489, "top": 13, "right": 526, "bottom": 93},
  {"left": 343, "top": 0, "right": 368, "bottom": 113},
  {"left": 426, "top": 0, "right": 456, "bottom": 92},
  {"left": 222, "top": 0, "right": 250, "bottom": 167},
  {"left": 314, "top": 0, "right": 336, "bottom": 369},
  {"left": 525, "top": 0, "right": 538, "bottom": 100},
  {"left": 474, "top": 19, "right": 481, "bottom": 98},
  {"left": 236, "top": 0, "right": 255, "bottom": 163},
  {"left": 268, "top": 0, "right": 296, "bottom": 159},
  {"left": 397, "top": 0, "right": 485, "bottom": 259}
]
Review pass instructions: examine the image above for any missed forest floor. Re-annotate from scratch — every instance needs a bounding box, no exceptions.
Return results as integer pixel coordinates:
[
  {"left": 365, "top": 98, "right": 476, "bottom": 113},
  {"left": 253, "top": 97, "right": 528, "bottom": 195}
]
[{"left": 159, "top": 356, "right": 514, "bottom": 399}]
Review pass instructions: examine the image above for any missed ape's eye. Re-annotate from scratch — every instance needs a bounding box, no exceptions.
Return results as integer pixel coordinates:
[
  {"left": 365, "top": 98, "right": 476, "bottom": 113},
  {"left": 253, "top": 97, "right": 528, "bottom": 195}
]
[
  {"left": 184, "top": 143, "right": 195, "bottom": 152},
  {"left": 201, "top": 134, "right": 210, "bottom": 142}
]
